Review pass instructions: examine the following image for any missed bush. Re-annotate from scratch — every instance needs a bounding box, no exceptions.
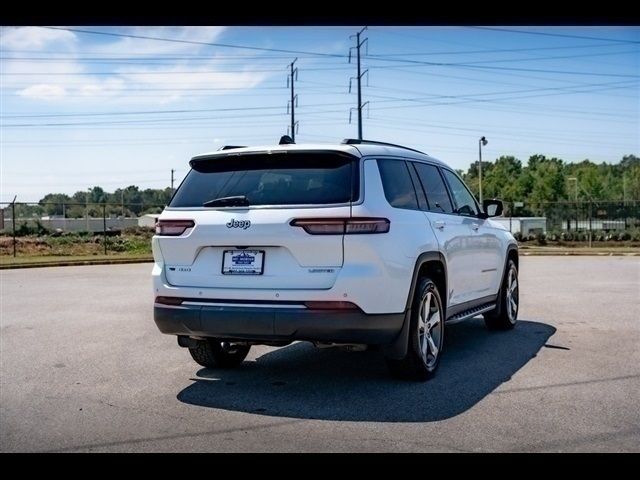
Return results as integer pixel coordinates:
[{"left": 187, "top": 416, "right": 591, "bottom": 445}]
[
  {"left": 513, "top": 232, "right": 523, "bottom": 242},
  {"left": 617, "top": 231, "right": 631, "bottom": 241},
  {"left": 122, "top": 226, "right": 154, "bottom": 236},
  {"left": 14, "top": 220, "right": 49, "bottom": 236},
  {"left": 547, "top": 230, "right": 561, "bottom": 242},
  {"left": 536, "top": 233, "right": 547, "bottom": 246}
]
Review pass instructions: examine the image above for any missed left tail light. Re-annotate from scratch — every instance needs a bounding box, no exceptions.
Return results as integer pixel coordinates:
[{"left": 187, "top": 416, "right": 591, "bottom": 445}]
[{"left": 155, "top": 219, "right": 195, "bottom": 236}]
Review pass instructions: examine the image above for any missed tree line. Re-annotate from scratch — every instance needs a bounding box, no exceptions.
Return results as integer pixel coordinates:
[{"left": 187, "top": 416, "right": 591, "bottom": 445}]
[
  {"left": 37, "top": 185, "right": 173, "bottom": 218},
  {"left": 7, "top": 154, "right": 640, "bottom": 220},
  {"left": 460, "top": 154, "right": 639, "bottom": 206}
]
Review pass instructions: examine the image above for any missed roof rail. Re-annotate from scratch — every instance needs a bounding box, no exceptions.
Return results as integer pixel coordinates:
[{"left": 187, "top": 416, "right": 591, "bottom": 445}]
[
  {"left": 341, "top": 138, "right": 426, "bottom": 155},
  {"left": 218, "top": 145, "right": 247, "bottom": 151}
]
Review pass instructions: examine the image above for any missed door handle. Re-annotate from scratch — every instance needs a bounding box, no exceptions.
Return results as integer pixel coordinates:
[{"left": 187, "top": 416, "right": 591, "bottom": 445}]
[
  {"left": 471, "top": 223, "right": 480, "bottom": 231},
  {"left": 433, "top": 220, "right": 445, "bottom": 230}
]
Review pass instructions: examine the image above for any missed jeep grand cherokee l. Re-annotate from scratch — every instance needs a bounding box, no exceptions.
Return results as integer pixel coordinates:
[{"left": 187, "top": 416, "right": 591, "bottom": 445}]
[{"left": 152, "top": 138, "right": 519, "bottom": 380}]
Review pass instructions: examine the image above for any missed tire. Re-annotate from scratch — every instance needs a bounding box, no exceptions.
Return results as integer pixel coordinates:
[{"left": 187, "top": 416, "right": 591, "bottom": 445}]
[
  {"left": 484, "top": 259, "right": 519, "bottom": 330},
  {"left": 188, "top": 339, "right": 251, "bottom": 369},
  {"left": 385, "top": 278, "right": 444, "bottom": 381}
]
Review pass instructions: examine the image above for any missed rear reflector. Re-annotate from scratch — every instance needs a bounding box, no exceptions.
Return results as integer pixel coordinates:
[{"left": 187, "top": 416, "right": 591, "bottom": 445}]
[
  {"left": 155, "top": 219, "right": 195, "bottom": 236},
  {"left": 290, "top": 217, "right": 390, "bottom": 235},
  {"left": 155, "top": 296, "right": 184, "bottom": 305},
  {"left": 303, "top": 301, "right": 359, "bottom": 310}
]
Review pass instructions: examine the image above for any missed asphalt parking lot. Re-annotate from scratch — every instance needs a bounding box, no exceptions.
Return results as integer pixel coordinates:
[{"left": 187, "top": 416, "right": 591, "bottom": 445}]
[{"left": 1, "top": 257, "right": 638, "bottom": 452}]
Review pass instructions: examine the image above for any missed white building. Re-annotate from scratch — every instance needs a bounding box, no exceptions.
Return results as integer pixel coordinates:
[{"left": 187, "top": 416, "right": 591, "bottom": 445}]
[
  {"left": 138, "top": 214, "right": 160, "bottom": 229},
  {"left": 492, "top": 217, "right": 547, "bottom": 236}
]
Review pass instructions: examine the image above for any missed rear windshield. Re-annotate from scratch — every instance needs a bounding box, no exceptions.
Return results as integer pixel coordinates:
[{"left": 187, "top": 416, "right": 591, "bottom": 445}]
[{"left": 169, "top": 152, "right": 359, "bottom": 208}]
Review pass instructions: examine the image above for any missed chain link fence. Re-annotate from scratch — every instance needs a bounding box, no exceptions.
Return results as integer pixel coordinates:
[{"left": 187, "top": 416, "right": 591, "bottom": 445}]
[
  {"left": 497, "top": 200, "right": 640, "bottom": 243},
  {"left": 1, "top": 202, "right": 166, "bottom": 258},
  {"left": 1, "top": 199, "right": 639, "bottom": 258}
]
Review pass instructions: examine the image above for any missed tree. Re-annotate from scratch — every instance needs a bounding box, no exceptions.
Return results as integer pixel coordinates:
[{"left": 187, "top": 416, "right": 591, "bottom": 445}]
[{"left": 39, "top": 193, "right": 72, "bottom": 216}]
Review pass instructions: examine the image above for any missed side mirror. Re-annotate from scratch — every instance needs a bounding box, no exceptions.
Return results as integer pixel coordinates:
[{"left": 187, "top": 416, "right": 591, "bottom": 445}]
[{"left": 482, "top": 199, "right": 503, "bottom": 218}]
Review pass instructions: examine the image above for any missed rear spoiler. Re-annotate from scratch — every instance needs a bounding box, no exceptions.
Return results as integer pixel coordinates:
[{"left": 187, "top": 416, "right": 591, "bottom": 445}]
[{"left": 189, "top": 150, "right": 358, "bottom": 170}]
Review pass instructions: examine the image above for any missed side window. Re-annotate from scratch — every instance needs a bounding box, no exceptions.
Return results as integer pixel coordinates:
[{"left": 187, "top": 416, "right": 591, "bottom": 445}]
[
  {"left": 413, "top": 163, "right": 454, "bottom": 214},
  {"left": 377, "top": 159, "right": 419, "bottom": 210},
  {"left": 406, "top": 162, "right": 428, "bottom": 210},
  {"left": 442, "top": 169, "right": 479, "bottom": 217}
]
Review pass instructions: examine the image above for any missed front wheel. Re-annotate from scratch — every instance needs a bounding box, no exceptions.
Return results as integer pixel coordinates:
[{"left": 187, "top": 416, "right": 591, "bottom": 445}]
[
  {"left": 484, "top": 259, "right": 519, "bottom": 330},
  {"left": 188, "top": 339, "right": 251, "bottom": 368},
  {"left": 385, "top": 278, "right": 444, "bottom": 381}
]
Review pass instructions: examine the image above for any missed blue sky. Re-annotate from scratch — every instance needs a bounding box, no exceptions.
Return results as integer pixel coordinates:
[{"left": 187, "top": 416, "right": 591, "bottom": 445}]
[{"left": 1, "top": 26, "right": 638, "bottom": 202}]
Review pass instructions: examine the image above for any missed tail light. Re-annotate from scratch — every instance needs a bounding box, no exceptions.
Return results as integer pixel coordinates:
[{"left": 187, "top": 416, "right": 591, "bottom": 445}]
[
  {"left": 155, "top": 219, "right": 195, "bottom": 236},
  {"left": 290, "top": 217, "right": 390, "bottom": 235}
]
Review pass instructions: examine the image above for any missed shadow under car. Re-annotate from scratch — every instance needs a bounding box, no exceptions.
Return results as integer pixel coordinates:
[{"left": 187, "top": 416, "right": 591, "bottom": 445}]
[{"left": 177, "top": 318, "right": 555, "bottom": 422}]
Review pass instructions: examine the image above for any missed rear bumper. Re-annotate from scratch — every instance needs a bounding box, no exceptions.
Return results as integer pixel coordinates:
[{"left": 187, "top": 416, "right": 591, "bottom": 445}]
[{"left": 154, "top": 303, "right": 406, "bottom": 345}]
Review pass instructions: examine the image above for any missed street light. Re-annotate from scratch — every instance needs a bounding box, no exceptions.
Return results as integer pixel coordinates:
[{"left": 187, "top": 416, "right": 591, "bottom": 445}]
[
  {"left": 478, "top": 136, "right": 488, "bottom": 204},
  {"left": 567, "top": 177, "right": 578, "bottom": 233}
]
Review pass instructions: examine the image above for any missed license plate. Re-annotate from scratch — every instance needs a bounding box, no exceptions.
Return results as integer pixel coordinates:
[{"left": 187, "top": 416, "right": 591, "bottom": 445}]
[{"left": 222, "top": 250, "right": 264, "bottom": 275}]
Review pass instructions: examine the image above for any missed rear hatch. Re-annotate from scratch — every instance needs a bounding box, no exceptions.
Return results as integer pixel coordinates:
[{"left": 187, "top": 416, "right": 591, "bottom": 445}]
[{"left": 156, "top": 150, "right": 359, "bottom": 290}]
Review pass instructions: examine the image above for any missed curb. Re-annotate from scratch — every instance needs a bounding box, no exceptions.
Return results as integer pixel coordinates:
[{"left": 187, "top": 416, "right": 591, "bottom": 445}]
[
  {"left": 0, "top": 257, "right": 153, "bottom": 270},
  {"left": 520, "top": 251, "right": 639, "bottom": 256}
]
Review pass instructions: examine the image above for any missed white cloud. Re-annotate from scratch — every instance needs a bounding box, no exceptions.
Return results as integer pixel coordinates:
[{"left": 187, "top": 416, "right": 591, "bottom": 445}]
[
  {"left": 0, "top": 26, "right": 76, "bottom": 50},
  {"left": 17, "top": 84, "right": 67, "bottom": 99},
  {"left": 2, "top": 26, "right": 277, "bottom": 106}
]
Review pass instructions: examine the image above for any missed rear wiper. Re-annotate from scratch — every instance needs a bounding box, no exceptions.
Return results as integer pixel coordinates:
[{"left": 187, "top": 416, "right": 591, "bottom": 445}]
[{"left": 203, "top": 195, "right": 250, "bottom": 207}]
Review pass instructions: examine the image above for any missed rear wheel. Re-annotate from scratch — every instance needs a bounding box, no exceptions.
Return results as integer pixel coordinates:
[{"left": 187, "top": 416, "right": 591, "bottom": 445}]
[
  {"left": 188, "top": 339, "right": 251, "bottom": 368},
  {"left": 484, "top": 259, "right": 519, "bottom": 330},
  {"left": 385, "top": 278, "right": 444, "bottom": 381}
]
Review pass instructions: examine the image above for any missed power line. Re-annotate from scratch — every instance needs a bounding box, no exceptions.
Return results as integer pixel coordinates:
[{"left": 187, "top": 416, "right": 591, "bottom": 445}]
[
  {"left": 6, "top": 46, "right": 635, "bottom": 64},
  {"left": 0, "top": 49, "right": 341, "bottom": 59},
  {"left": 432, "top": 49, "right": 640, "bottom": 65},
  {"left": 5, "top": 58, "right": 636, "bottom": 78},
  {"left": 1, "top": 66, "right": 354, "bottom": 75},
  {"left": 41, "top": 26, "right": 348, "bottom": 58},
  {"left": 466, "top": 26, "right": 640, "bottom": 45},
  {"left": 367, "top": 42, "right": 630, "bottom": 56},
  {"left": 0, "top": 102, "right": 355, "bottom": 125},
  {"left": 0, "top": 110, "right": 344, "bottom": 128},
  {"left": 371, "top": 63, "right": 640, "bottom": 93},
  {"left": 438, "top": 63, "right": 639, "bottom": 78}
]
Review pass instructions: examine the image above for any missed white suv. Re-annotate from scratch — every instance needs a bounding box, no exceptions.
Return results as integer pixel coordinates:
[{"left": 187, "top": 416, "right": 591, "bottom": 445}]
[{"left": 152, "top": 138, "right": 519, "bottom": 380}]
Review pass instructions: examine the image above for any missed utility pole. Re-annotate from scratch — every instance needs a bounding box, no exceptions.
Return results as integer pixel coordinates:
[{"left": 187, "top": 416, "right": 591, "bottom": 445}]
[
  {"left": 11, "top": 195, "right": 16, "bottom": 258},
  {"left": 102, "top": 202, "right": 107, "bottom": 255},
  {"left": 287, "top": 58, "right": 298, "bottom": 141},
  {"left": 86, "top": 189, "right": 90, "bottom": 232},
  {"left": 349, "top": 27, "right": 368, "bottom": 140},
  {"left": 171, "top": 169, "right": 175, "bottom": 194}
]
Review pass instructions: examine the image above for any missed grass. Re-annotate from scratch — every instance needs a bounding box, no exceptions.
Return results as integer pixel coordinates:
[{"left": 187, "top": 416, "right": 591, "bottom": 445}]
[
  {"left": 0, "top": 229, "right": 153, "bottom": 257},
  {"left": 0, "top": 229, "right": 155, "bottom": 268}
]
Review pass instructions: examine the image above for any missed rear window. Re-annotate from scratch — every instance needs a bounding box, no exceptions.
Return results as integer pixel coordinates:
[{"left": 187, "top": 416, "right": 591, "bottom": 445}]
[{"left": 170, "top": 152, "right": 359, "bottom": 207}]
